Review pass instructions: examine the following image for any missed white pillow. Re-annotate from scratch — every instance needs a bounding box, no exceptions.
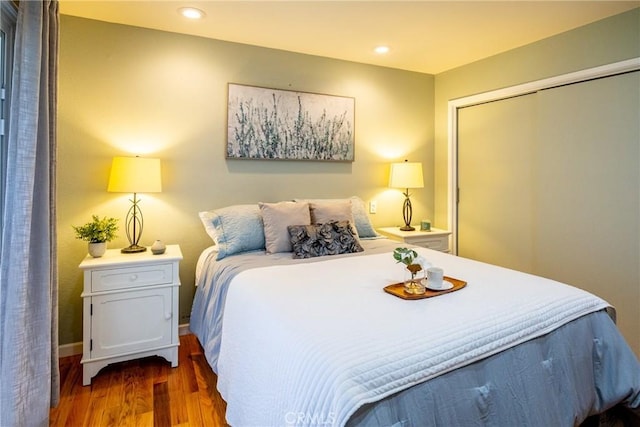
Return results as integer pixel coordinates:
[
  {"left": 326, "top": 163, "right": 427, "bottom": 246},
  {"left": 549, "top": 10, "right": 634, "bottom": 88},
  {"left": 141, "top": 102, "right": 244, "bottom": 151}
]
[{"left": 259, "top": 201, "right": 311, "bottom": 254}]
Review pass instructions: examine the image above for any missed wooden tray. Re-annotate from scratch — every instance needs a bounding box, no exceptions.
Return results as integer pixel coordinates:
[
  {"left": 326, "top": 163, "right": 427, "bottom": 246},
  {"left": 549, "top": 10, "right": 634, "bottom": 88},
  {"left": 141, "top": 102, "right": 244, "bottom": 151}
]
[{"left": 384, "top": 276, "right": 467, "bottom": 300}]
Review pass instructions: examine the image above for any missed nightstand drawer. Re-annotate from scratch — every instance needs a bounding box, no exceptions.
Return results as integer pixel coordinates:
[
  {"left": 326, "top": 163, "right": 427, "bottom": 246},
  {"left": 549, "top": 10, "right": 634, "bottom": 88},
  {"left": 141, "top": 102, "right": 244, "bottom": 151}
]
[
  {"left": 92, "top": 263, "right": 173, "bottom": 292},
  {"left": 413, "top": 237, "right": 448, "bottom": 251},
  {"left": 377, "top": 227, "right": 451, "bottom": 253}
]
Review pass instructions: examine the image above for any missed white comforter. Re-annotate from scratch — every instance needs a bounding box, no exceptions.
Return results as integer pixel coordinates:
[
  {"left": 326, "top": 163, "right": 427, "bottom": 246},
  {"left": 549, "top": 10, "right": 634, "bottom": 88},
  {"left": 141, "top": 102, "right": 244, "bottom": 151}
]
[{"left": 215, "top": 248, "right": 608, "bottom": 426}]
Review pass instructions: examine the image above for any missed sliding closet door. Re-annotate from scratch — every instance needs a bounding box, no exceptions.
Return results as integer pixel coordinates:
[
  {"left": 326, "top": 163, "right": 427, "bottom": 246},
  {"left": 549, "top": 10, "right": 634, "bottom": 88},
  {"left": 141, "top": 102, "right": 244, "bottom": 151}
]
[
  {"left": 534, "top": 72, "right": 639, "bottom": 348},
  {"left": 457, "top": 94, "right": 536, "bottom": 273},
  {"left": 457, "top": 71, "right": 639, "bottom": 353}
]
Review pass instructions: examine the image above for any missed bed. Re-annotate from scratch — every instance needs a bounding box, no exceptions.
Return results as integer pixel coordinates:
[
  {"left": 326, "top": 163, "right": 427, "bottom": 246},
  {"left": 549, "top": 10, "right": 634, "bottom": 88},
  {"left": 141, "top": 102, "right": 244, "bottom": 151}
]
[{"left": 190, "top": 199, "right": 640, "bottom": 427}]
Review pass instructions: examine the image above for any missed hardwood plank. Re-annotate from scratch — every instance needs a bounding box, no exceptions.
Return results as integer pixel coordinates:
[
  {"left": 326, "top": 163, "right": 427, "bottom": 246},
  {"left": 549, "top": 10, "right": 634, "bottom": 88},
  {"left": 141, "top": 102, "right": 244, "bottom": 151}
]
[
  {"left": 197, "top": 390, "right": 218, "bottom": 427},
  {"left": 50, "top": 354, "right": 82, "bottom": 426},
  {"left": 179, "top": 336, "right": 200, "bottom": 393},
  {"left": 184, "top": 391, "right": 204, "bottom": 427},
  {"left": 191, "top": 352, "right": 228, "bottom": 426},
  {"left": 64, "top": 372, "right": 93, "bottom": 426},
  {"left": 100, "top": 405, "right": 123, "bottom": 427},
  {"left": 119, "top": 362, "right": 141, "bottom": 425},
  {"left": 191, "top": 353, "right": 218, "bottom": 397},
  {"left": 82, "top": 371, "right": 112, "bottom": 426},
  {"left": 57, "top": 354, "right": 79, "bottom": 388},
  {"left": 137, "top": 358, "right": 156, "bottom": 415},
  {"left": 167, "top": 358, "right": 189, "bottom": 425},
  {"left": 83, "top": 394, "right": 107, "bottom": 427},
  {"left": 134, "top": 411, "right": 154, "bottom": 427},
  {"left": 103, "top": 364, "right": 124, "bottom": 410},
  {"left": 152, "top": 381, "right": 171, "bottom": 426},
  {"left": 151, "top": 356, "right": 169, "bottom": 385}
]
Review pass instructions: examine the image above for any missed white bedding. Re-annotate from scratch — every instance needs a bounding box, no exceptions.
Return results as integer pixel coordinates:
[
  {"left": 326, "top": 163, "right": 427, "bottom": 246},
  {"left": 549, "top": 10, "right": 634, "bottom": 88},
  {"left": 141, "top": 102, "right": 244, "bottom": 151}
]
[{"left": 215, "top": 247, "right": 609, "bottom": 426}]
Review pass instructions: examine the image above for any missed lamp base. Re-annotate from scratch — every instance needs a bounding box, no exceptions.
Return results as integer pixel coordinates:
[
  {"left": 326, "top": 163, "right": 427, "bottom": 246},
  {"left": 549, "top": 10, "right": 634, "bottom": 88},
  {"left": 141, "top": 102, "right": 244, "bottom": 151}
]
[
  {"left": 121, "top": 244, "right": 147, "bottom": 254},
  {"left": 400, "top": 191, "right": 415, "bottom": 232}
]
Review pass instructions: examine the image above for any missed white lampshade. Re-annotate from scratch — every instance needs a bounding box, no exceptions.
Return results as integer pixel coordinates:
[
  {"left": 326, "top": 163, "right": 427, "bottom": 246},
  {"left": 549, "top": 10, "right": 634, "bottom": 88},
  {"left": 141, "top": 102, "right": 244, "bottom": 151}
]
[
  {"left": 389, "top": 161, "right": 424, "bottom": 189},
  {"left": 107, "top": 156, "right": 162, "bottom": 193}
]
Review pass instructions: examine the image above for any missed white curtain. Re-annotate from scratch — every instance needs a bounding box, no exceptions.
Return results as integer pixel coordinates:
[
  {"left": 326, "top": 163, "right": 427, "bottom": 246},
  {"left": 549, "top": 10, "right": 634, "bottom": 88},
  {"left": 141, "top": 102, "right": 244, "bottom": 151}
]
[{"left": 0, "top": 1, "right": 59, "bottom": 425}]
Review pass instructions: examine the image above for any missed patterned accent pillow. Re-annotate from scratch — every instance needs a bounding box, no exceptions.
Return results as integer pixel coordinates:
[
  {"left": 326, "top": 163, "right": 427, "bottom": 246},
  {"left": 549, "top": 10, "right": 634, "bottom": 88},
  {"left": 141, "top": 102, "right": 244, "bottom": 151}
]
[{"left": 288, "top": 221, "right": 364, "bottom": 259}]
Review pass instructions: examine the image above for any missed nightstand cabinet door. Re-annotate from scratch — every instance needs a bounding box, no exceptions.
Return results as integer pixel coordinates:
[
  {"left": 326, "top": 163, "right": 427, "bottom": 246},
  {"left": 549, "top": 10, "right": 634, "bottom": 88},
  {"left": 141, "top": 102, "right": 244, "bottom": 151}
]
[{"left": 90, "top": 287, "right": 173, "bottom": 359}]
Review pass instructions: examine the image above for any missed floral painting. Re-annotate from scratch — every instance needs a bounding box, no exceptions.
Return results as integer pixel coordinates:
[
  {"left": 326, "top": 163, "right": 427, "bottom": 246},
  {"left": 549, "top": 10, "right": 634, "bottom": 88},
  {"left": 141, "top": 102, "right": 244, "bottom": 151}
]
[{"left": 226, "top": 83, "right": 355, "bottom": 161}]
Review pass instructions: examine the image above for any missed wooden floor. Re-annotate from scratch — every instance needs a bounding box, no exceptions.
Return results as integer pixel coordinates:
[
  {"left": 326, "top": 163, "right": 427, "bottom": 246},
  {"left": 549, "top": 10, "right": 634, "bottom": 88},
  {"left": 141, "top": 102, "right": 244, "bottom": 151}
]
[{"left": 50, "top": 334, "right": 229, "bottom": 426}]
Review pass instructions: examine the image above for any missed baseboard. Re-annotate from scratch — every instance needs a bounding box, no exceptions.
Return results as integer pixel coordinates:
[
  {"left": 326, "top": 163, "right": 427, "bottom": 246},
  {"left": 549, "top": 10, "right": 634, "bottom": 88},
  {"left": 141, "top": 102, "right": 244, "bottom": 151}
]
[
  {"left": 59, "top": 323, "right": 192, "bottom": 357},
  {"left": 59, "top": 341, "right": 83, "bottom": 358},
  {"left": 178, "top": 323, "right": 191, "bottom": 336}
]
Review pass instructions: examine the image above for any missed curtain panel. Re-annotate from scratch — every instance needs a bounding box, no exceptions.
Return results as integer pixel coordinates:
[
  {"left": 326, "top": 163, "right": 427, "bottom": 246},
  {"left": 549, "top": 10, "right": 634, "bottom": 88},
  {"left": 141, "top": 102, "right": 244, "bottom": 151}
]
[{"left": 0, "top": 1, "right": 59, "bottom": 425}]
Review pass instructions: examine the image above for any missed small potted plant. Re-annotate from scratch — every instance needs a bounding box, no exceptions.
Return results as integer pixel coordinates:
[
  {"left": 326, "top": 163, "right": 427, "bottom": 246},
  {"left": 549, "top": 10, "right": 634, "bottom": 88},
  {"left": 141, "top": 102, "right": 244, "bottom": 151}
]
[{"left": 73, "top": 215, "right": 119, "bottom": 257}]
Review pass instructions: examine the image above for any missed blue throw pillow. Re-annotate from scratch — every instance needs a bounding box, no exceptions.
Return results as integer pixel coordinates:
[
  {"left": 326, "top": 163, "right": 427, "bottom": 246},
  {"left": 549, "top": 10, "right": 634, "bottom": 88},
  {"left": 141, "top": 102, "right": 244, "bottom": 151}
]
[{"left": 199, "top": 205, "right": 265, "bottom": 260}]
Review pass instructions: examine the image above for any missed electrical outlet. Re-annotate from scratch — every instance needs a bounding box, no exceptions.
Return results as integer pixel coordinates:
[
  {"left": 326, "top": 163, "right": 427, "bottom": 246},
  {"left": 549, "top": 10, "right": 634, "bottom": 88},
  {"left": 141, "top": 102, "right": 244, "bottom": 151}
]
[{"left": 369, "top": 201, "right": 377, "bottom": 214}]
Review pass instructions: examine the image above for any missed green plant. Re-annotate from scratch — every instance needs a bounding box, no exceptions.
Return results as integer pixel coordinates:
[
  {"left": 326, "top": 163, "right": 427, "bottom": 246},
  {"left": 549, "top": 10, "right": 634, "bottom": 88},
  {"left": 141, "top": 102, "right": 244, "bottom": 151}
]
[
  {"left": 73, "top": 215, "right": 119, "bottom": 243},
  {"left": 393, "top": 247, "right": 426, "bottom": 276}
]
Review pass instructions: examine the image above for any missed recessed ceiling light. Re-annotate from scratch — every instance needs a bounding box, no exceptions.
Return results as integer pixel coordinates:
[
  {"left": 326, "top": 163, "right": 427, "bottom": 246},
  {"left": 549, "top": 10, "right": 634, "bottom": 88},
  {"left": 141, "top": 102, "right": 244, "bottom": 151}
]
[
  {"left": 179, "top": 7, "right": 205, "bottom": 20},
  {"left": 374, "top": 46, "right": 390, "bottom": 54}
]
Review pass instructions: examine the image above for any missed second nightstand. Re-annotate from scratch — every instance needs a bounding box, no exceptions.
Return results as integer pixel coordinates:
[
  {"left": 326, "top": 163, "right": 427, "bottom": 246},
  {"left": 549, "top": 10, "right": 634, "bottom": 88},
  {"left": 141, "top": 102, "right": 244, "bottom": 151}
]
[
  {"left": 377, "top": 227, "right": 452, "bottom": 252},
  {"left": 79, "top": 244, "right": 183, "bottom": 385}
]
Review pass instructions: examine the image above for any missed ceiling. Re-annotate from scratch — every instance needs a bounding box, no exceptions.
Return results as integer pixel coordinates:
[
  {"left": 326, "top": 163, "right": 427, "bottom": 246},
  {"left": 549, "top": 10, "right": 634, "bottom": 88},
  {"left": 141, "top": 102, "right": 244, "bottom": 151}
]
[{"left": 59, "top": 1, "right": 639, "bottom": 74}]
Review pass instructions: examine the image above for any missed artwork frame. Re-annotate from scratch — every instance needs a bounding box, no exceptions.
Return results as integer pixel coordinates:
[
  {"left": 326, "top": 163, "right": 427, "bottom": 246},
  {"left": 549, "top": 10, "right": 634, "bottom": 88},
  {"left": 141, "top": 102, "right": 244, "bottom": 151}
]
[{"left": 226, "top": 83, "right": 355, "bottom": 162}]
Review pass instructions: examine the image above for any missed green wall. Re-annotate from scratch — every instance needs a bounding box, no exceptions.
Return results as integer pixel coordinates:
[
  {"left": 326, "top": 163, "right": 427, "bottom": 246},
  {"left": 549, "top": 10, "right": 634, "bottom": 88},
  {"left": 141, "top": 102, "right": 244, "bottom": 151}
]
[
  {"left": 434, "top": 8, "right": 640, "bottom": 227},
  {"left": 57, "top": 16, "right": 435, "bottom": 346}
]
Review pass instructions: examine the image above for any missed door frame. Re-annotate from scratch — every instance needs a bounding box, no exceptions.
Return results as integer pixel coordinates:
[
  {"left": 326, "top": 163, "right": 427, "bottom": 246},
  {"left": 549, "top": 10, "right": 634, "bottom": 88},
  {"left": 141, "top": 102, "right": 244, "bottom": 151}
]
[{"left": 446, "top": 57, "right": 640, "bottom": 254}]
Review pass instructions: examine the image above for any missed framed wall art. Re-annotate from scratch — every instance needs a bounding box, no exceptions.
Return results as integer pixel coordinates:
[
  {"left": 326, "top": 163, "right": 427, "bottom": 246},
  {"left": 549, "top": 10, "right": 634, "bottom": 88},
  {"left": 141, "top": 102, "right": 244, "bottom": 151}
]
[{"left": 226, "top": 83, "right": 355, "bottom": 161}]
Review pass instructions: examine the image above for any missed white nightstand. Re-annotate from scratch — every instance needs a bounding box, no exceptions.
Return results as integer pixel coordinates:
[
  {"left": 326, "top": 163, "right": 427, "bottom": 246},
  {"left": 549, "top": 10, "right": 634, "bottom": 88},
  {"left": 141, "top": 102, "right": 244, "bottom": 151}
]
[
  {"left": 79, "top": 244, "right": 183, "bottom": 385},
  {"left": 377, "top": 227, "right": 452, "bottom": 252}
]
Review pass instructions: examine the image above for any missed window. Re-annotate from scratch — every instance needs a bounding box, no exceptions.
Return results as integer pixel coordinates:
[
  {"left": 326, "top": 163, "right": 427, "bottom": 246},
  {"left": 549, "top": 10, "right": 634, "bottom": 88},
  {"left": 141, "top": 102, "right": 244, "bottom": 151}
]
[{"left": 0, "top": 1, "right": 16, "bottom": 242}]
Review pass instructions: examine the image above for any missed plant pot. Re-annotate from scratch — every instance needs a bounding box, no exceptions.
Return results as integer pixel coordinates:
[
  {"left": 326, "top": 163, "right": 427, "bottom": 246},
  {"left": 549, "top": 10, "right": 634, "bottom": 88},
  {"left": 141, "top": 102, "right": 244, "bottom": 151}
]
[
  {"left": 88, "top": 242, "right": 107, "bottom": 258},
  {"left": 403, "top": 266, "right": 426, "bottom": 295}
]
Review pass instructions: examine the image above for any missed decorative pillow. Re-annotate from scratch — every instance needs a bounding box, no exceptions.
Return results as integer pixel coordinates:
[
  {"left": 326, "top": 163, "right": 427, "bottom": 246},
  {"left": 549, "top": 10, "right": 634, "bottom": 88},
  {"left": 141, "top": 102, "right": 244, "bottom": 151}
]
[
  {"left": 198, "top": 209, "right": 220, "bottom": 244},
  {"left": 294, "top": 196, "right": 378, "bottom": 238},
  {"left": 347, "top": 196, "right": 378, "bottom": 238},
  {"left": 308, "top": 199, "right": 353, "bottom": 225},
  {"left": 198, "top": 205, "right": 265, "bottom": 260},
  {"left": 288, "top": 220, "right": 364, "bottom": 259},
  {"left": 307, "top": 200, "right": 360, "bottom": 240},
  {"left": 259, "top": 201, "right": 311, "bottom": 254}
]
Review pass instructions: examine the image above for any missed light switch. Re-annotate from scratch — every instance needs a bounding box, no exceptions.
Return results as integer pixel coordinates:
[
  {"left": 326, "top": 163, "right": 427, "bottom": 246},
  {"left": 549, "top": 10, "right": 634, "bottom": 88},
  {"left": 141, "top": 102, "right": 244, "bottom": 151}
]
[{"left": 369, "top": 201, "right": 377, "bottom": 214}]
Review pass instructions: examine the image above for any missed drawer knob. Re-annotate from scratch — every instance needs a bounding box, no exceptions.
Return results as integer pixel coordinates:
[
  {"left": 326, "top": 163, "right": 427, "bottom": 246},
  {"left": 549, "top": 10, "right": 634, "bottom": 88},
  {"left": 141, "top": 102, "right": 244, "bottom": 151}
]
[{"left": 129, "top": 274, "right": 138, "bottom": 282}]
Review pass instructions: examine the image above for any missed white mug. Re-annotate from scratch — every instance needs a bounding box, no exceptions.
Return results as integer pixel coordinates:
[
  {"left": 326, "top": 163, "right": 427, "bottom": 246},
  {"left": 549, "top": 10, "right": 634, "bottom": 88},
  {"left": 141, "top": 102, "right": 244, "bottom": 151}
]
[{"left": 427, "top": 267, "right": 444, "bottom": 289}]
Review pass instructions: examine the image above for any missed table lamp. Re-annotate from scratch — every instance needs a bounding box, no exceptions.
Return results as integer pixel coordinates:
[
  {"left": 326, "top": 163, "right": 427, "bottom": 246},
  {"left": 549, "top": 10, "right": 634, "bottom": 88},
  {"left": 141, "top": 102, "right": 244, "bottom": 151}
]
[
  {"left": 389, "top": 160, "right": 424, "bottom": 231},
  {"left": 107, "top": 156, "right": 162, "bottom": 253}
]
